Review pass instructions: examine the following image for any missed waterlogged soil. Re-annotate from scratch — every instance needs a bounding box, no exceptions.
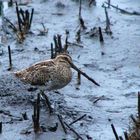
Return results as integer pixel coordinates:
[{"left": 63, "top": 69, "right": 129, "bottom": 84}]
[{"left": 0, "top": 0, "right": 140, "bottom": 140}]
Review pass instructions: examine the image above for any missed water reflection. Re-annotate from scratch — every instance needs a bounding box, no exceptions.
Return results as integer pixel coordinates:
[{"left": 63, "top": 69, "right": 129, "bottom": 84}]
[{"left": 3, "top": 2, "right": 8, "bottom": 11}]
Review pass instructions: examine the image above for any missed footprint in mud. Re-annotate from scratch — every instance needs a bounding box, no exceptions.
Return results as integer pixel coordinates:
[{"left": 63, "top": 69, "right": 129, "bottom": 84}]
[
  {"left": 122, "top": 91, "right": 137, "bottom": 98},
  {"left": 85, "top": 95, "right": 114, "bottom": 104}
]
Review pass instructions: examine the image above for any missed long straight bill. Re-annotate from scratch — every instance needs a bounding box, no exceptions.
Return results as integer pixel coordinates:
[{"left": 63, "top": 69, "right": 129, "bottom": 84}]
[{"left": 70, "top": 62, "right": 100, "bottom": 86}]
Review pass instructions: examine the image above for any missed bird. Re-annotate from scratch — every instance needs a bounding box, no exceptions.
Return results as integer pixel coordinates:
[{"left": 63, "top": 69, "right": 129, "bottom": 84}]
[
  {"left": 14, "top": 53, "right": 74, "bottom": 91},
  {"left": 14, "top": 53, "right": 100, "bottom": 92}
]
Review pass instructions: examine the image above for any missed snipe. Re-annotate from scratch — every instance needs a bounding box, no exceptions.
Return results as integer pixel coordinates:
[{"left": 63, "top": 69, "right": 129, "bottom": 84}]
[
  {"left": 15, "top": 53, "right": 100, "bottom": 90},
  {"left": 15, "top": 54, "right": 74, "bottom": 91}
]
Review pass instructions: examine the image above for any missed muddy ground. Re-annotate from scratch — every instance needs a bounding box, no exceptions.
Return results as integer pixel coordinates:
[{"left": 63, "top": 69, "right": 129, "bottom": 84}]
[{"left": 0, "top": 0, "right": 140, "bottom": 140}]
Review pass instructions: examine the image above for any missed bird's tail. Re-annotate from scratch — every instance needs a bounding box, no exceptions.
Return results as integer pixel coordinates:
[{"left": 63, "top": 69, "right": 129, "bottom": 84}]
[{"left": 14, "top": 70, "right": 24, "bottom": 78}]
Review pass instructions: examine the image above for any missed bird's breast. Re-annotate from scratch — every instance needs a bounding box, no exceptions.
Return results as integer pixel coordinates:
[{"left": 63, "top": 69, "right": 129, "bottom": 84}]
[{"left": 47, "top": 66, "right": 72, "bottom": 90}]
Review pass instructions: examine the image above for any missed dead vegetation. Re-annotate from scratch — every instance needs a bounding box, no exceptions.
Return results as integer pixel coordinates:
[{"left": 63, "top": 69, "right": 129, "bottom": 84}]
[
  {"left": 0, "top": 0, "right": 140, "bottom": 139},
  {"left": 128, "top": 116, "right": 140, "bottom": 140},
  {"left": 127, "top": 92, "right": 140, "bottom": 140},
  {"left": 3, "top": 2, "right": 34, "bottom": 43},
  {"left": 111, "top": 92, "right": 140, "bottom": 140}
]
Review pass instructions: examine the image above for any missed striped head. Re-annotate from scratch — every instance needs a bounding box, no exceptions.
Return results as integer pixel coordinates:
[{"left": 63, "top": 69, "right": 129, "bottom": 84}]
[{"left": 55, "top": 54, "right": 72, "bottom": 67}]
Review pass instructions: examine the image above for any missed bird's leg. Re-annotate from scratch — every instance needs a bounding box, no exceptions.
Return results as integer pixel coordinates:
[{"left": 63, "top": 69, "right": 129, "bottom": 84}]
[
  {"left": 32, "top": 93, "right": 42, "bottom": 133},
  {"left": 39, "top": 86, "right": 45, "bottom": 93},
  {"left": 40, "top": 90, "right": 53, "bottom": 114}
]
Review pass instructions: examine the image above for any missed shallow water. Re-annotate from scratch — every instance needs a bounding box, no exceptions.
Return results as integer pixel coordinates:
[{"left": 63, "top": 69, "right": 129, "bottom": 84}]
[{"left": 0, "top": 0, "right": 140, "bottom": 139}]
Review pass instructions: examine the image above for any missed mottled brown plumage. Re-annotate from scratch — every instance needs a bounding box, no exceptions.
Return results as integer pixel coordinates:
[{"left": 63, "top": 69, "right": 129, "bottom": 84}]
[{"left": 15, "top": 54, "right": 73, "bottom": 90}]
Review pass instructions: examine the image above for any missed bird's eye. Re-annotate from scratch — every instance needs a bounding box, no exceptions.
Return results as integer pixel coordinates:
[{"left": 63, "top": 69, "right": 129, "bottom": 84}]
[
  {"left": 64, "top": 57, "right": 68, "bottom": 60},
  {"left": 65, "top": 57, "right": 71, "bottom": 62}
]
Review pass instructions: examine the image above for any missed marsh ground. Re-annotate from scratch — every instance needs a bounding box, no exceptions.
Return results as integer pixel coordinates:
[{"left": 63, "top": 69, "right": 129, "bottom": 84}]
[{"left": 0, "top": 0, "right": 140, "bottom": 139}]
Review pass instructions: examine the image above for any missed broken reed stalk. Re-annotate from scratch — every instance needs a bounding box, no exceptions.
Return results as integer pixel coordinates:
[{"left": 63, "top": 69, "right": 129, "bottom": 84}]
[
  {"left": 64, "top": 34, "right": 68, "bottom": 51},
  {"left": 4, "top": 17, "right": 17, "bottom": 32},
  {"left": 57, "top": 115, "right": 67, "bottom": 134},
  {"left": 53, "top": 35, "right": 58, "bottom": 57},
  {"left": 104, "top": 2, "right": 140, "bottom": 15},
  {"left": 40, "top": 90, "right": 53, "bottom": 114},
  {"left": 111, "top": 124, "right": 119, "bottom": 140},
  {"left": 99, "top": 27, "right": 104, "bottom": 43},
  {"left": 69, "top": 114, "right": 86, "bottom": 126},
  {"left": 70, "top": 62, "right": 100, "bottom": 86},
  {"left": 107, "top": 0, "right": 110, "bottom": 8},
  {"left": 78, "top": 0, "right": 86, "bottom": 30},
  {"left": 41, "top": 23, "right": 46, "bottom": 31},
  {"left": 20, "top": 8, "right": 26, "bottom": 23},
  {"left": 64, "top": 122, "right": 84, "bottom": 140},
  {"left": 29, "top": 8, "right": 34, "bottom": 29},
  {"left": 19, "top": 8, "right": 34, "bottom": 30},
  {"left": 104, "top": 7, "right": 112, "bottom": 34},
  {"left": 79, "top": 0, "right": 82, "bottom": 19},
  {"left": 89, "top": 0, "right": 96, "bottom": 7},
  {"left": 77, "top": 71, "right": 81, "bottom": 85},
  {"left": 22, "top": 112, "right": 28, "bottom": 120},
  {"left": 8, "top": 45, "right": 12, "bottom": 70},
  {"left": 76, "top": 29, "right": 81, "bottom": 43},
  {"left": 130, "top": 115, "right": 137, "bottom": 125},
  {"left": 119, "top": 136, "right": 124, "bottom": 140},
  {"left": 53, "top": 34, "right": 66, "bottom": 56},
  {"left": 93, "top": 95, "right": 104, "bottom": 104},
  {"left": 99, "top": 27, "right": 105, "bottom": 55},
  {"left": 79, "top": 17, "right": 87, "bottom": 30},
  {"left": 25, "top": 10, "right": 30, "bottom": 30},
  {"left": 51, "top": 43, "right": 54, "bottom": 59},
  {"left": 0, "top": 2, "right": 2, "bottom": 16},
  {"left": 16, "top": 2, "right": 22, "bottom": 32},
  {"left": 67, "top": 41, "right": 84, "bottom": 48},
  {"left": 8, "top": 0, "right": 13, "bottom": 7},
  {"left": 53, "top": 35, "right": 57, "bottom": 48},
  {"left": 36, "top": 93, "right": 40, "bottom": 129},
  {"left": 57, "top": 34, "right": 62, "bottom": 52},
  {"left": 32, "top": 104, "right": 36, "bottom": 132},
  {"left": 105, "top": 7, "right": 110, "bottom": 26},
  {"left": 64, "top": 30, "right": 69, "bottom": 51},
  {"left": 124, "top": 132, "right": 129, "bottom": 140},
  {"left": 138, "top": 92, "right": 140, "bottom": 119},
  {"left": 0, "top": 122, "right": 2, "bottom": 133},
  {"left": 32, "top": 93, "right": 41, "bottom": 133}
]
